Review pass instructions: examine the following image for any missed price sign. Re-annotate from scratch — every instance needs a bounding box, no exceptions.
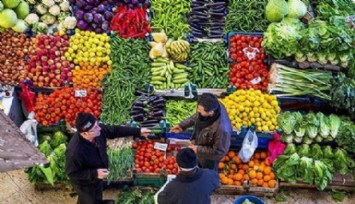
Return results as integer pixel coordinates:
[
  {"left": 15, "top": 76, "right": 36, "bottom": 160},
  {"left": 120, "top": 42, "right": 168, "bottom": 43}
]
[
  {"left": 75, "top": 90, "right": 87, "bottom": 98},
  {"left": 154, "top": 142, "right": 168, "bottom": 151},
  {"left": 250, "top": 77, "right": 262, "bottom": 85}
]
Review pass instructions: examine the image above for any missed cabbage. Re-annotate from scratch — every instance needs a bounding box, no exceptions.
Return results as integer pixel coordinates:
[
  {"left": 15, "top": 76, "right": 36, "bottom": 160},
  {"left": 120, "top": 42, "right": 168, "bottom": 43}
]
[
  {"left": 284, "top": 143, "right": 296, "bottom": 155},
  {"left": 297, "top": 156, "right": 313, "bottom": 183},
  {"left": 313, "top": 160, "right": 333, "bottom": 190},
  {"left": 317, "top": 112, "right": 330, "bottom": 138},
  {"left": 0, "top": 9, "right": 18, "bottom": 28},
  {"left": 329, "top": 114, "right": 341, "bottom": 138},
  {"left": 2, "top": 0, "right": 20, "bottom": 8},
  {"left": 265, "top": 0, "right": 289, "bottom": 22},
  {"left": 277, "top": 111, "right": 297, "bottom": 134},
  {"left": 12, "top": 19, "right": 28, "bottom": 32},
  {"left": 311, "top": 144, "right": 323, "bottom": 160},
  {"left": 297, "top": 144, "right": 310, "bottom": 157},
  {"left": 0, "top": 2, "right": 3, "bottom": 11},
  {"left": 287, "top": 0, "right": 307, "bottom": 19},
  {"left": 334, "top": 149, "right": 348, "bottom": 175},
  {"left": 282, "top": 134, "right": 294, "bottom": 143},
  {"left": 14, "top": 1, "right": 30, "bottom": 19},
  {"left": 323, "top": 146, "right": 334, "bottom": 159}
]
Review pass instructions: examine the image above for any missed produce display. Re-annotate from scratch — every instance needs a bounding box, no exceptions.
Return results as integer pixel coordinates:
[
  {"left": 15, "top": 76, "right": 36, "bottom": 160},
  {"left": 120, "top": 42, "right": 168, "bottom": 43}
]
[
  {"left": 274, "top": 144, "right": 355, "bottom": 190},
  {"left": 107, "top": 147, "right": 134, "bottom": 183},
  {"left": 188, "top": 0, "right": 226, "bottom": 38},
  {"left": 221, "top": 89, "right": 280, "bottom": 131},
  {"left": 224, "top": 0, "right": 268, "bottom": 33},
  {"left": 189, "top": 42, "right": 229, "bottom": 88},
  {"left": 115, "top": 188, "right": 155, "bottom": 204},
  {"left": 0, "top": 0, "right": 30, "bottom": 32},
  {"left": 268, "top": 63, "right": 332, "bottom": 100},
  {"left": 330, "top": 73, "right": 355, "bottom": 119},
  {"left": 150, "top": 58, "right": 190, "bottom": 89},
  {"left": 110, "top": 5, "right": 151, "bottom": 38},
  {"left": 65, "top": 29, "right": 111, "bottom": 66},
  {"left": 279, "top": 112, "right": 341, "bottom": 144},
  {"left": 130, "top": 94, "right": 166, "bottom": 128},
  {"left": 33, "top": 87, "right": 101, "bottom": 126},
  {"left": 112, "top": 0, "right": 151, "bottom": 9},
  {"left": 25, "top": 33, "right": 74, "bottom": 87},
  {"left": 0, "top": 30, "right": 34, "bottom": 85},
  {"left": 219, "top": 150, "right": 277, "bottom": 188},
  {"left": 100, "top": 35, "right": 150, "bottom": 125},
  {"left": 72, "top": 63, "right": 111, "bottom": 88},
  {"left": 132, "top": 140, "right": 178, "bottom": 174},
  {"left": 228, "top": 34, "right": 269, "bottom": 92},
  {"left": 150, "top": 0, "right": 191, "bottom": 39},
  {"left": 336, "top": 118, "right": 355, "bottom": 154},
  {"left": 165, "top": 100, "right": 197, "bottom": 127},
  {"left": 73, "top": 0, "right": 113, "bottom": 33}
]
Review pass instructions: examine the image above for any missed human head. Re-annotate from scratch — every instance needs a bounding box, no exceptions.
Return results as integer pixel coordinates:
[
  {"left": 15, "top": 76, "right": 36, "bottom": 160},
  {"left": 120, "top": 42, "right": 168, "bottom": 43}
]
[
  {"left": 197, "top": 93, "right": 219, "bottom": 117},
  {"left": 76, "top": 113, "right": 101, "bottom": 138},
  {"left": 176, "top": 148, "right": 198, "bottom": 172}
]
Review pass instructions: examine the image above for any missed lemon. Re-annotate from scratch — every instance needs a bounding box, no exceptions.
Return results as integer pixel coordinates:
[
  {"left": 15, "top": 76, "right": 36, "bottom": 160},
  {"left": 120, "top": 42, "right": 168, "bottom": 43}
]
[
  {"left": 244, "top": 100, "right": 251, "bottom": 107},
  {"left": 244, "top": 107, "right": 250, "bottom": 113},
  {"left": 251, "top": 118, "right": 256, "bottom": 123},
  {"left": 262, "top": 125, "right": 269, "bottom": 132},
  {"left": 250, "top": 111, "right": 255, "bottom": 117},
  {"left": 253, "top": 101, "right": 260, "bottom": 107}
]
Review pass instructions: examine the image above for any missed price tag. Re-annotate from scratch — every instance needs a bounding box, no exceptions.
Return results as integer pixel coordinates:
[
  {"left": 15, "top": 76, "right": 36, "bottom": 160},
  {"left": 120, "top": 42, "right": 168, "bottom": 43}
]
[
  {"left": 250, "top": 77, "right": 262, "bottom": 85},
  {"left": 154, "top": 142, "right": 168, "bottom": 151},
  {"left": 75, "top": 90, "right": 87, "bottom": 97},
  {"left": 242, "top": 46, "right": 259, "bottom": 60}
]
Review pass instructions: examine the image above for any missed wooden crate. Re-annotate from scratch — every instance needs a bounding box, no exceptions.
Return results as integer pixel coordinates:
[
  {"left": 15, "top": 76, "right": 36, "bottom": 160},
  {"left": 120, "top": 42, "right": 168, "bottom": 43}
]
[
  {"left": 248, "top": 180, "right": 279, "bottom": 197},
  {"left": 34, "top": 182, "right": 71, "bottom": 191},
  {"left": 216, "top": 185, "right": 247, "bottom": 195}
]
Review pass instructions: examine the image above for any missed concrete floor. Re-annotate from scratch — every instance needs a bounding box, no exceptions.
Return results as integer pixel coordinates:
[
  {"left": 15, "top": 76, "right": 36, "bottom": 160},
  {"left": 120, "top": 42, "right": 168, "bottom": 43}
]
[{"left": 1, "top": 170, "right": 354, "bottom": 204}]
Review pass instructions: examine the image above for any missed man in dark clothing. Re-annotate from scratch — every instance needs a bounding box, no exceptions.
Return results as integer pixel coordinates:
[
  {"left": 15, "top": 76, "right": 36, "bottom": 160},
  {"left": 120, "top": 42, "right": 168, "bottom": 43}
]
[
  {"left": 65, "top": 113, "right": 151, "bottom": 204},
  {"left": 170, "top": 93, "right": 232, "bottom": 170},
  {"left": 157, "top": 148, "right": 220, "bottom": 204}
]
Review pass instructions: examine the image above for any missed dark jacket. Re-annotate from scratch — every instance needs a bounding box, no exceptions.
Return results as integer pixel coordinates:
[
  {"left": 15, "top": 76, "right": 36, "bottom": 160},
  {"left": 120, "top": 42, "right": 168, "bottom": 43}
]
[
  {"left": 157, "top": 168, "right": 220, "bottom": 204},
  {"left": 65, "top": 124, "right": 140, "bottom": 186},
  {"left": 179, "top": 102, "right": 232, "bottom": 161}
]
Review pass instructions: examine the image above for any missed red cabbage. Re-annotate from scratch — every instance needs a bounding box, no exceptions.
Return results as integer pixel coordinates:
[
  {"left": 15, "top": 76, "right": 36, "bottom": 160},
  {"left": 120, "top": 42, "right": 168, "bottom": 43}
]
[
  {"left": 76, "top": 0, "right": 86, "bottom": 8},
  {"left": 97, "top": 4, "right": 105, "bottom": 13},
  {"left": 84, "top": 5, "right": 94, "bottom": 10},
  {"left": 94, "top": 13, "right": 104, "bottom": 23},
  {"left": 84, "top": 13, "right": 93, "bottom": 23},
  {"left": 77, "top": 20, "right": 88, "bottom": 30},
  {"left": 95, "top": 28, "right": 102, "bottom": 33},
  {"left": 75, "top": 10, "right": 85, "bottom": 19},
  {"left": 101, "top": 21, "right": 109, "bottom": 30},
  {"left": 132, "top": 0, "right": 139, "bottom": 5},
  {"left": 103, "top": 11, "right": 113, "bottom": 21}
]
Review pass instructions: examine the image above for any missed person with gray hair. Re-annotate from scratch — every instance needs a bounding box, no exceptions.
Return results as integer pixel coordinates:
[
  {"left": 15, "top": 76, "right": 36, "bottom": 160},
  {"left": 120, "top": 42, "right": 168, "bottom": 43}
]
[{"left": 157, "top": 148, "right": 220, "bottom": 204}]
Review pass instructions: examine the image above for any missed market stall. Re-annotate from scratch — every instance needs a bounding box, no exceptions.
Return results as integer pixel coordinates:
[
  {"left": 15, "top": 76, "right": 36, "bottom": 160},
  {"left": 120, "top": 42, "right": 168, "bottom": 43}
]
[{"left": 0, "top": 0, "right": 354, "bottom": 203}]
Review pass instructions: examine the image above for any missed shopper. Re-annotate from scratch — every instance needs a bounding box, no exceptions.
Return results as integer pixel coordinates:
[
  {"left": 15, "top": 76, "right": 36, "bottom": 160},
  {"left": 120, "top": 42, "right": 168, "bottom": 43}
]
[
  {"left": 65, "top": 112, "right": 151, "bottom": 204},
  {"left": 170, "top": 93, "right": 232, "bottom": 170},
  {"left": 157, "top": 148, "right": 220, "bottom": 204}
]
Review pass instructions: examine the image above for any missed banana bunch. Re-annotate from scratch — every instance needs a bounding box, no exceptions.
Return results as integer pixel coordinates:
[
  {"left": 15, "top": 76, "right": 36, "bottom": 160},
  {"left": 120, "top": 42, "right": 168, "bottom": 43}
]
[
  {"left": 165, "top": 39, "right": 190, "bottom": 62},
  {"left": 150, "top": 57, "right": 191, "bottom": 90}
]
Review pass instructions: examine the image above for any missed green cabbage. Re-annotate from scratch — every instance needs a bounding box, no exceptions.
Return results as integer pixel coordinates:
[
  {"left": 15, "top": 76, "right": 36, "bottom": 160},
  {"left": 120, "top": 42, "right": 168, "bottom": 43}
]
[
  {"left": 297, "top": 144, "right": 310, "bottom": 157},
  {"left": 296, "top": 156, "right": 314, "bottom": 183},
  {"left": 287, "top": 0, "right": 307, "bottom": 19},
  {"left": 334, "top": 148, "right": 349, "bottom": 175},
  {"left": 2, "top": 0, "right": 20, "bottom": 8},
  {"left": 305, "top": 113, "right": 319, "bottom": 138},
  {"left": 14, "top": 1, "right": 29, "bottom": 19},
  {"left": 329, "top": 114, "right": 341, "bottom": 138},
  {"left": 282, "top": 134, "right": 294, "bottom": 144},
  {"left": 50, "top": 131, "right": 67, "bottom": 149},
  {"left": 0, "top": 9, "right": 18, "bottom": 28},
  {"left": 265, "top": 0, "right": 289, "bottom": 22},
  {"left": 278, "top": 111, "right": 297, "bottom": 134},
  {"left": 284, "top": 143, "right": 296, "bottom": 155},
  {"left": 313, "top": 160, "right": 333, "bottom": 190},
  {"left": 323, "top": 146, "right": 334, "bottom": 159},
  {"left": 317, "top": 112, "right": 330, "bottom": 138},
  {"left": 39, "top": 141, "right": 53, "bottom": 157},
  {"left": 311, "top": 144, "right": 323, "bottom": 160},
  {"left": 12, "top": 19, "right": 28, "bottom": 32}
]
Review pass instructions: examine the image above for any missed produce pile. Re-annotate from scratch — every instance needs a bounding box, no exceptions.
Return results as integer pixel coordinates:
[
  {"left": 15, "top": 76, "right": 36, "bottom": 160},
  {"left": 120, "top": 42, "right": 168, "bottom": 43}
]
[
  {"left": 228, "top": 34, "right": 269, "bottom": 92},
  {"left": 220, "top": 89, "right": 280, "bottom": 131},
  {"left": 279, "top": 112, "right": 341, "bottom": 144},
  {"left": 189, "top": 42, "right": 229, "bottom": 88},
  {"left": 274, "top": 143, "right": 355, "bottom": 190},
  {"left": 336, "top": 118, "right": 355, "bottom": 155},
  {"left": 100, "top": 35, "right": 150, "bottom": 125},
  {"left": 65, "top": 29, "right": 111, "bottom": 66},
  {"left": 0, "top": 30, "right": 34, "bottom": 85},
  {"left": 112, "top": 0, "right": 151, "bottom": 9},
  {"left": 224, "top": 0, "right": 269, "bottom": 33},
  {"left": 33, "top": 87, "right": 101, "bottom": 126},
  {"left": 25, "top": 131, "right": 69, "bottom": 185},
  {"left": 107, "top": 147, "right": 134, "bottom": 183},
  {"left": 132, "top": 140, "right": 179, "bottom": 174},
  {"left": 25, "top": 33, "right": 74, "bottom": 87},
  {"left": 71, "top": 63, "right": 111, "bottom": 89},
  {"left": 219, "top": 150, "right": 277, "bottom": 188},
  {"left": 110, "top": 5, "right": 151, "bottom": 38},
  {"left": 115, "top": 188, "right": 155, "bottom": 204},
  {"left": 165, "top": 100, "right": 197, "bottom": 126},
  {"left": 188, "top": 0, "right": 226, "bottom": 38},
  {"left": 0, "top": 0, "right": 30, "bottom": 32},
  {"left": 150, "top": 0, "right": 191, "bottom": 39}
]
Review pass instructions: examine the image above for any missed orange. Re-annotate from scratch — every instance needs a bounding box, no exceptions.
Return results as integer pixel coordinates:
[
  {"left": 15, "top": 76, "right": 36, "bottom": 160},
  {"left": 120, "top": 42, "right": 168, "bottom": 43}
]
[
  {"left": 229, "top": 169, "right": 235, "bottom": 175},
  {"left": 238, "top": 169, "right": 245, "bottom": 175},
  {"left": 234, "top": 173, "right": 243, "bottom": 181},
  {"left": 248, "top": 170, "right": 256, "bottom": 179},
  {"left": 257, "top": 179, "right": 264, "bottom": 186},
  {"left": 264, "top": 157, "right": 271, "bottom": 166},
  {"left": 260, "top": 152, "right": 267, "bottom": 159},
  {"left": 242, "top": 164, "right": 249, "bottom": 170},
  {"left": 224, "top": 156, "right": 230, "bottom": 162},
  {"left": 270, "top": 172, "right": 275, "bottom": 180},
  {"left": 238, "top": 164, "right": 243, "bottom": 169},
  {"left": 258, "top": 165, "right": 265, "bottom": 172},
  {"left": 262, "top": 182, "right": 269, "bottom": 188},
  {"left": 264, "top": 175, "right": 271, "bottom": 182},
  {"left": 221, "top": 177, "right": 228, "bottom": 185},
  {"left": 234, "top": 181, "right": 242, "bottom": 186},
  {"left": 251, "top": 178, "right": 258, "bottom": 185},
  {"left": 243, "top": 174, "right": 249, "bottom": 181},
  {"left": 219, "top": 173, "right": 225, "bottom": 179},
  {"left": 218, "top": 162, "right": 225, "bottom": 170},
  {"left": 230, "top": 164, "right": 237, "bottom": 170},
  {"left": 264, "top": 167, "right": 272, "bottom": 175},
  {"left": 248, "top": 161, "right": 255, "bottom": 168},
  {"left": 256, "top": 172, "right": 263, "bottom": 180},
  {"left": 268, "top": 180, "right": 277, "bottom": 188},
  {"left": 227, "top": 178, "right": 234, "bottom": 185},
  {"left": 228, "top": 151, "right": 236, "bottom": 158},
  {"left": 254, "top": 152, "right": 261, "bottom": 159},
  {"left": 233, "top": 156, "right": 241, "bottom": 164}
]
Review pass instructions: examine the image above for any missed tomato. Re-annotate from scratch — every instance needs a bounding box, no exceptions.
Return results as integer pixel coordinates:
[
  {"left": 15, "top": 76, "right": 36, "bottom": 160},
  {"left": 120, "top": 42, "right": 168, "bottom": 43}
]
[
  {"left": 231, "top": 53, "right": 237, "bottom": 60},
  {"left": 132, "top": 143, "right": 138, "bottom": 149}
]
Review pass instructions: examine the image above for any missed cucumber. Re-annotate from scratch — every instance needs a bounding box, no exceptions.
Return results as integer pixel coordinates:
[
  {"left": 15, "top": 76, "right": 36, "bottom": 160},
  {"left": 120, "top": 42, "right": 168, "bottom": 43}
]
[
  {"left": 152, "top": 76, "right": 166, "bottom": 81},
  {"left": 173, "top": 78, "right": 189, "bottom": 84},
  {"left": 151, "top": 80, "right": 163, "bottom": 85},
  {"left": 152, "top": 62, "right": 168, "bottom": 67},
  {"left": 173, "top": 68, "right": 186, "bottom": 74}
]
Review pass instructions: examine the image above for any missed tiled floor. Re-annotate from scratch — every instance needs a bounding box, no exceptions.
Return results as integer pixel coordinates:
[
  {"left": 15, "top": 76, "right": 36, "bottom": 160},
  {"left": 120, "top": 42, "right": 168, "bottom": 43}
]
[{"left": 1, "top": 170, "right": 354, "bottom": 204}]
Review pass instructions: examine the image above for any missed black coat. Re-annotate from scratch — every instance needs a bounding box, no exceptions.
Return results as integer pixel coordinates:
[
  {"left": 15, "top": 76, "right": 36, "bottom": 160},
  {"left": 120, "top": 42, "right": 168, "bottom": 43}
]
[
  {"left": 65, "top": 124, "right": 141, "bottom": 186},
  {"left": 157, "top": 168, "right": 220, "bottom": 204}
]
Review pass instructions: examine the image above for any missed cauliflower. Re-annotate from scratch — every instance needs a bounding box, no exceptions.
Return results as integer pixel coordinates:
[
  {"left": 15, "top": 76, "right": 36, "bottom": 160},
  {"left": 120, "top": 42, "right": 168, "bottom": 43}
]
[
  {"left": 35, "top": 4, "right": 48, "bottom": 15},
  {"left": 63, "top": 16, "right": 77, "bottom": 29},
  {"left": 33, "top": 22, "right": 48, "bottom": 33},
  {"left": 24, "top": 13, "right": 40, "bottom": 25},
  {"left": 41, "top": 14, "right": 56, "bottom": 24},
  {"left": 49, "top": 5, "right": 60, "bottom": 16},
  {"left": 57, "top": 12, "right": 70, "bottom": 22},
  {"left": 59, "top": 0, "right": 70, "bottom": 12},
  {"left": 57, "top": 22, "right": 65, "bottom": 32},
  {"left": 42, "top": 0, "right": 55, "bottom": 7},
  {"left": 28, "top": 0, "right": 38, "bottom": 4},
  {"left": 54, "top": 0, "right": 63, "bottom": 3}
]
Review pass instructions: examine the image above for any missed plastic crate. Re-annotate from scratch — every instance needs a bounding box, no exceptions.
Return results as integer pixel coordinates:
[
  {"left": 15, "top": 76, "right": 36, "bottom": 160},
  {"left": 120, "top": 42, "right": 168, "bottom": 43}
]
[
  {"left": 230, "top": 130, "right": 273, "bottom": 149},
  {"left": 233, "top": 195, "right": 265, "bottom": 204},
  {"left": 227, "top": 32, "right": 263, "bottom": 63},
  {"left": 133, "top": 172, "right": 167, "bottom": 188},
  {"left": 165, "top": 132, "right": 192, "bottom": 140}
]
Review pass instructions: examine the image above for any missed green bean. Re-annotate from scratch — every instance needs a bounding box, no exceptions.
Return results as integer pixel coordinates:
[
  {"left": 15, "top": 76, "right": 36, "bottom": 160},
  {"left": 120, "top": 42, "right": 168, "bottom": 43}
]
[{"left": 166, "top": 100, "right": 197, "bottom": 126}]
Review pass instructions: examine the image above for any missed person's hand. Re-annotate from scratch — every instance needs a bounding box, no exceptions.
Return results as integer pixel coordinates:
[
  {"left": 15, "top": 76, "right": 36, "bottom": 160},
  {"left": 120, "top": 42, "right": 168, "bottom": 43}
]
[
  {"left": 97, "top": 168, "right": 110, "bottom": 179},
  {"left": 140, "top": 128, "right": 151, "bottom": 137},
  {"left": 170, "top": 125, "right": 182, "bottom": 133},
  {"left": 189, "top": 145, "right": 198, "bottom": 153}
]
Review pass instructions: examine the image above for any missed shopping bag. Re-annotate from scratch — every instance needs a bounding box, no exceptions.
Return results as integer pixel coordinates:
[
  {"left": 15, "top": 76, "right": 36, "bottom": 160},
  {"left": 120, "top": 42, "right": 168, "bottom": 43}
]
[
  {"left": 268, "top": 132, "right": 285, "bottom": 163},
  {"left": 238, "top": 129, "right": 258, "bottom": 163},
  {"left": 19, "top": 112, "right": 38, "bottom": 146}
]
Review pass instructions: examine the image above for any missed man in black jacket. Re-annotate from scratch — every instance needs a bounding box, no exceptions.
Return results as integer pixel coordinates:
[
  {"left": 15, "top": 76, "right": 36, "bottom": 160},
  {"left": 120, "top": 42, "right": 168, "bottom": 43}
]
[
  {"left": 65, "top": 113, "right": 151, "bottom": 204},
  {"left": 157, "top": 148, "right": 220, "bottom": 204}
]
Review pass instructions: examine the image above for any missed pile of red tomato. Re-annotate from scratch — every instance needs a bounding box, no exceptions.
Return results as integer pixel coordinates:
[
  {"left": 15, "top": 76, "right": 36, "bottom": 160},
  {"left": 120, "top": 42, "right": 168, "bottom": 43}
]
[
  {"left": 132, "top": 140, "right": 179, "bottom": 174},
  {"left": 229, "top": 35, "right": 269, "bottom": 92}
]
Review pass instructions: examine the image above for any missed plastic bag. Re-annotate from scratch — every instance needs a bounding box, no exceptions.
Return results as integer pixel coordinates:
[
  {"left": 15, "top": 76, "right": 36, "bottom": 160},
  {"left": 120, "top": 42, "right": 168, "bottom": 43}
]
[
  {"left": 19, "top": 112, "right": 38, "bottom": 146},
  {"left": 19, "top": 82, "right": 35, "bottom": 112},
  {"left": 238, "top": 129, "right": 258, "bottom": 163},
  {"left": 268, "top": 132, "right": 285, "bottom": 163}
]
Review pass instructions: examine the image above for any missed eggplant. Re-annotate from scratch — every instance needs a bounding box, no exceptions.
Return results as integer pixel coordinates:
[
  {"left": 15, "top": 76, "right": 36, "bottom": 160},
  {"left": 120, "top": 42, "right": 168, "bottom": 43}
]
[
  {"left": 132, "top": 106, "right": 145, "bottom": 111},
  {"left": 206, "top": 2, "right": 226, "bottom": 7},
  {"left": 152, "top": 98, "right": 166, "bottom": 105},
  {"left": 130, "top": 110, "right": 143, "bottom": 116},
  {"left": 148, "top": 95, "right": 160, "bottom": 103},
  {"left": 209, "top": 12, "right": 225, "bottom": 16},
  {"left": 153, "top": 103, "right": 166, "bottom": 109},
  {"left": 134, "top": 90, "right": 148, "bottom": 96},
  {"left": 152, "top": 110, "right": 164, "bottom": 117},
  {"left": 140, "top": 119, "right": 159, "bottom": 126},
  {"left": 132, "top": 113, "right": 145, "bottom": 121}
]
